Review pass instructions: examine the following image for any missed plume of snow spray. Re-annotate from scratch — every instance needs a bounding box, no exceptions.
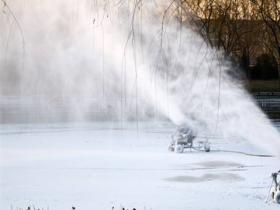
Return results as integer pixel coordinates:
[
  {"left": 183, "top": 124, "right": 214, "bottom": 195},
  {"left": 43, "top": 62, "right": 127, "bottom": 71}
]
[{"left": 0, "top": 0, "right": 280, "bottom": 155}]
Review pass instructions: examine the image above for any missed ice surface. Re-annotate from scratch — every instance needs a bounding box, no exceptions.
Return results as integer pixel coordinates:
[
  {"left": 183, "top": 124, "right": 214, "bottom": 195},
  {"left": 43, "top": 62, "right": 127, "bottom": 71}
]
[{"left": 0, "top": 122, "right": 280, "bottom": 210}]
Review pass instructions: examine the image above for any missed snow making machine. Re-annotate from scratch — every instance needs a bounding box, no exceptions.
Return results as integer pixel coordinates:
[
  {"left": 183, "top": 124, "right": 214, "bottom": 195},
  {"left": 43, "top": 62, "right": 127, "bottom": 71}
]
[
  {"left": 270, "top": 170, "right": 280, "bottom": 204},
  {"left": 169, "top": 126, "right": 210, "bottom": 153}
]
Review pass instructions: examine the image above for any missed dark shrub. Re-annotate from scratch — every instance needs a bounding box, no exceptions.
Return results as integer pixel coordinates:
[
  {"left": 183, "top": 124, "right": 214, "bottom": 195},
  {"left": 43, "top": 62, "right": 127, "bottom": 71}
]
[{"left": 254, "top": 54, "right": 279, "bottom": 80}]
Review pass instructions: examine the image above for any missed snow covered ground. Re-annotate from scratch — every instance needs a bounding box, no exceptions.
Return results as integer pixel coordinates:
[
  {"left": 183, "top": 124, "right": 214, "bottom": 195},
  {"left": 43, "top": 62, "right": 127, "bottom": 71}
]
[{"left": 0, "top": 121, "right": 280, "bottom": 210}]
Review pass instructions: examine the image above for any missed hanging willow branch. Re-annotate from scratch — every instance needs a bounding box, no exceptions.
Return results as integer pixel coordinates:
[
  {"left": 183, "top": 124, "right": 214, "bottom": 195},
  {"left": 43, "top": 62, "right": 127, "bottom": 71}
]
[{"left": 1, "top": 0, "right": 25, "bottom": 70}]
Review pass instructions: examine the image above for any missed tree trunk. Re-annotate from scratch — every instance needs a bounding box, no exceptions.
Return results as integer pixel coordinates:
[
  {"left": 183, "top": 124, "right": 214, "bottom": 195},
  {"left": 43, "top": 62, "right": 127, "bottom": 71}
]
[
  {"left": 278, "top": 45, "right": 280, "bottom": 91},
  {"left": 278, "top": 59, "right": 280, "bottom": 91}
]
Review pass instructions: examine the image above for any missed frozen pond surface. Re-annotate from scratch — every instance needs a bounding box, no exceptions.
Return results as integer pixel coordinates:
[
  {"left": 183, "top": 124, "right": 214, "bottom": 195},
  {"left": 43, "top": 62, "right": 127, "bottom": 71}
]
[{"left": 0, "top": 122, "right": 280, "bottom": 210}]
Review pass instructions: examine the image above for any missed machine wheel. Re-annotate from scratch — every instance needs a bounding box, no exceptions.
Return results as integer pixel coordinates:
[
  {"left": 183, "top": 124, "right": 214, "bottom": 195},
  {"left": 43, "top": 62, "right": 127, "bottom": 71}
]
[
  {"left": 274, "top": 191, "right": 280, "bottom": 204},
  {"left": 204, "top": 142, "right": 210, "bottom": 152},
  {"left": 168, "top": 145, "right": 174, "bottom": 152},
  {"left": 175, "top": 145, "right": 184, "bottom": 153}
]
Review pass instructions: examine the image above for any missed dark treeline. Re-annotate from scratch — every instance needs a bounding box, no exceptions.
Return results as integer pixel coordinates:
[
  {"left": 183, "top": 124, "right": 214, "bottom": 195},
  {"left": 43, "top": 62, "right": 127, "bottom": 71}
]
[{"left": 174, "top": 0, "right": 280, "bottom": 80}]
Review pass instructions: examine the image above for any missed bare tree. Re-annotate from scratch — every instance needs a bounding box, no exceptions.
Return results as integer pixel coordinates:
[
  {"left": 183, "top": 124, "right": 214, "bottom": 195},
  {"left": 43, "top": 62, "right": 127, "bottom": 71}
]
[
  {"left": 256, "top": 0, "right": 280, "bottom": 79},
  {"left": 176, "top": 0, "right": 279, "bottom": 81}
]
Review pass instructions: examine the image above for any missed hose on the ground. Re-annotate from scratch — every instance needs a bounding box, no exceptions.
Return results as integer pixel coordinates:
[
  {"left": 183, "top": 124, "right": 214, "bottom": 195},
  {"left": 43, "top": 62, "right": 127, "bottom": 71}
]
[
  {"left": 189, "top": 147, "right": 273, "bottom": 157},
  {"left": 211, "top": 149, "right": 273, "bottom": 157}
]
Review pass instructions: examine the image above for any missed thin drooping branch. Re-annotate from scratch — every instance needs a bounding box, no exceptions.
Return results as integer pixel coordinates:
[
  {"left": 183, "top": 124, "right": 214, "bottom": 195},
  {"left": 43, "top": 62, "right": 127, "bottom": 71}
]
[{"left": 1, "top": 0, "right": 25, "bottom": 70}]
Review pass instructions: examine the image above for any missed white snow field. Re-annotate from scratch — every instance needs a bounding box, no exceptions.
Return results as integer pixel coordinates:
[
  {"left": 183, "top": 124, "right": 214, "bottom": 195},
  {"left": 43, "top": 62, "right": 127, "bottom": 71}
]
[{"left": 0, "top": 122, "right": 280, "bottom": 210}]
